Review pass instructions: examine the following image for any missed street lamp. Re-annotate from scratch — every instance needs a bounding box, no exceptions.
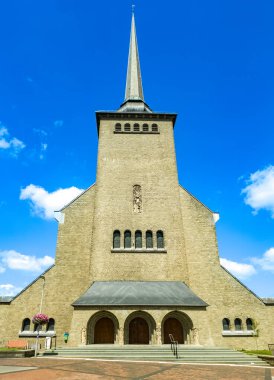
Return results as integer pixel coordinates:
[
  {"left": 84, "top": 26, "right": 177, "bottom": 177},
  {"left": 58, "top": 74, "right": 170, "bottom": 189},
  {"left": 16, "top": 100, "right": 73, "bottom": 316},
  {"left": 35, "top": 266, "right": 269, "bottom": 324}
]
[
  {"left": 34, "top": 275, "right": 47, "bottom": 357},
  {"left": 39, "top": 276, "right": 45, "bottom": 313}
]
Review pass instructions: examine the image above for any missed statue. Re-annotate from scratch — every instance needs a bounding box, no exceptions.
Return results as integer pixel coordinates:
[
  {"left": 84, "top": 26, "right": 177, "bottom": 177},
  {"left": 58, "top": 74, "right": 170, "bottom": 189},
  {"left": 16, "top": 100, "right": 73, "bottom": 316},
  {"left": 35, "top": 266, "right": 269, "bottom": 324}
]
[
  {"left": 192, "top": 327, "right": 199, "bottom": 345},
  {"left": 81, "top": 327, "right": 87, "bottom": 344},
  {"left": 133, "top": 185, "right": 142, "bottom": 213},
  {"left": 156, "top": 324, "right": 162, "bottom": 345}
]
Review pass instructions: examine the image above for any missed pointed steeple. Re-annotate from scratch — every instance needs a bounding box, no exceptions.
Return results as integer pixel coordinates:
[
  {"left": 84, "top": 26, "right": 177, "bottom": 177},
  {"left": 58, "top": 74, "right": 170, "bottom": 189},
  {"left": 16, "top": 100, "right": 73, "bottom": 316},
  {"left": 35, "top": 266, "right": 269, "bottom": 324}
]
[
  {"left": 125, "top": 11, "right": 144, "bottom": 101},
  {"left": 118, "top": 9, "right": 152, "bottom": 113}
]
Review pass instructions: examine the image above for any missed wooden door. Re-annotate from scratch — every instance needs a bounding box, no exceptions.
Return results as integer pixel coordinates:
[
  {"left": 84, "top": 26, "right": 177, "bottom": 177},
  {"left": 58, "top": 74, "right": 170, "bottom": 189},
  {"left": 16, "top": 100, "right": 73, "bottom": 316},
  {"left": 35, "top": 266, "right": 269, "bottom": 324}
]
[
  {"left": 129, "top": 317, "right": 149, "bottom": 344},
  {"left": 164, "top": 318, "right": 184, "bottom": 344},
  {"left": 94, "top": 317, "right": 114, "bottom": 344}
]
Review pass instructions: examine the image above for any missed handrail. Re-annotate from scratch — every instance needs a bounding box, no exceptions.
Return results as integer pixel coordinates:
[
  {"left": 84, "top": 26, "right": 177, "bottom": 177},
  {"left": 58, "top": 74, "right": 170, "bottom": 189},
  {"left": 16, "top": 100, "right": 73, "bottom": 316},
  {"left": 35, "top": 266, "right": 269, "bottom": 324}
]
[{"left": 169, "top": 334, "right": 179, "bottom": 359}]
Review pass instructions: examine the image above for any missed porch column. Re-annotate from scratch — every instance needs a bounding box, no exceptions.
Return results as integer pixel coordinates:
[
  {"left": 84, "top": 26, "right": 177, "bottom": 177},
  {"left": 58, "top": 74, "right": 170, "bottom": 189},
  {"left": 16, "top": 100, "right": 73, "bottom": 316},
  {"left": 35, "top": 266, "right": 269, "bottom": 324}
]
[{"left": 117, "top": 327, "right": 124, "bottom": 345}]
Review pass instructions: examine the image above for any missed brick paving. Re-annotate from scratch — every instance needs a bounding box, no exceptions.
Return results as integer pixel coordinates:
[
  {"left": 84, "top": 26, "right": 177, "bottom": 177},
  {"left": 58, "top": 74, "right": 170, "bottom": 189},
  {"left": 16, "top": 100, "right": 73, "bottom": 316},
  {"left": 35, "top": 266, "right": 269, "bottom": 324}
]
[{"left": 0, "top": 358, "right": 273, "bottom": 379}]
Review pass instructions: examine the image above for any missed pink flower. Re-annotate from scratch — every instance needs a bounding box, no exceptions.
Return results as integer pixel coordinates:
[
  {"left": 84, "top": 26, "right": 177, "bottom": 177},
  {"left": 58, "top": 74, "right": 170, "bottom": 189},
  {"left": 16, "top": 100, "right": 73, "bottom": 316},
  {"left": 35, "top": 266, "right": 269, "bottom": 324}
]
[{"left": 32, "top": 313, "right": 49, "bottom": 325}]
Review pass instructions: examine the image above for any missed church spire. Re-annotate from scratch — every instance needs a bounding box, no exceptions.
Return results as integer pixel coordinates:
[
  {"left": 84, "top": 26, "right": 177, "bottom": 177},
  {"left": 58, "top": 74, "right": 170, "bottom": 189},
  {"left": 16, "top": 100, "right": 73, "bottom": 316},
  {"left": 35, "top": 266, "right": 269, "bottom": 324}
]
[
  {"left": 125, "top": 10, "right": 144, "bottom": 102},
  {"left": 118, "top": 8, "right": 152, "bottom": 113}
]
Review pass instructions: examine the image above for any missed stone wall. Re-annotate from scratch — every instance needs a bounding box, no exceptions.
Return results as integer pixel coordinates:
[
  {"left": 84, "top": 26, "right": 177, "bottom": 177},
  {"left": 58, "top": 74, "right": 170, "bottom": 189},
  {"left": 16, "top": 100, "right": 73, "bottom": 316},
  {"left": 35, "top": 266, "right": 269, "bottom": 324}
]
[{"left": 90, "top": 118, "right": 189, "bottom": 283}]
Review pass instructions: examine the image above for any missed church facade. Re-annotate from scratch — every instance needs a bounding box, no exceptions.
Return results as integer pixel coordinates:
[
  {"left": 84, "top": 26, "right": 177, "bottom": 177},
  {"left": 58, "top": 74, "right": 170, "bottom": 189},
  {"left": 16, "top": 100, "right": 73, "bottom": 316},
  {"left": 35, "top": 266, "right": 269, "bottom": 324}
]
[{"left": 0, "top": 13, "right": 273, "bottom": 350}]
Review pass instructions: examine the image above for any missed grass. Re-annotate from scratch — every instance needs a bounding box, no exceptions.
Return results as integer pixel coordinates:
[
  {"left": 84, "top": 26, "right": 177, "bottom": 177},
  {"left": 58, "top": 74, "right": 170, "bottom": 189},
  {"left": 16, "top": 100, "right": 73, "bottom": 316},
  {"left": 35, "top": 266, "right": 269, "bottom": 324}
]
[
  {"left": 0, "top": 347, "right": 24, "bottom": 351},
  {"left": 242, "top": 350, "right": 272, "bottom": 356}
]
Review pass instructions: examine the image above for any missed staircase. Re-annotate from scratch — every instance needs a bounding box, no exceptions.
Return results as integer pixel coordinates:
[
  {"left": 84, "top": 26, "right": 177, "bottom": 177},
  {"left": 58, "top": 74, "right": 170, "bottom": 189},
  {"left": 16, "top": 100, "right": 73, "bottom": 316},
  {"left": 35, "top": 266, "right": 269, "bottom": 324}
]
[{"left": 43, "top": 345, "right": 268, "bottom": 366}]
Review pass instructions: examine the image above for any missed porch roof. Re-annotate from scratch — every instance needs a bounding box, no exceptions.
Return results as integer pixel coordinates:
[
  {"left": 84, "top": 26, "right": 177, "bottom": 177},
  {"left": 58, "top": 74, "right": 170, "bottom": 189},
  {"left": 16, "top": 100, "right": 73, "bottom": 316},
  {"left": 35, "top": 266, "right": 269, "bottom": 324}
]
[{"left": 72, "top": 281, "right": 208, "bottom": 307}]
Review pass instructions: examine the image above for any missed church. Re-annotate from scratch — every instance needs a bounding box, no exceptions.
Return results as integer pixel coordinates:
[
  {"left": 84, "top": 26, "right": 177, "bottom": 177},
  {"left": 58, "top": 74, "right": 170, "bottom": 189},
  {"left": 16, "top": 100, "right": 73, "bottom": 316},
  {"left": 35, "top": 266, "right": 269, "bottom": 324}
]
[{"left": 0, "top": 12, "right": 273, "bottom": 351}]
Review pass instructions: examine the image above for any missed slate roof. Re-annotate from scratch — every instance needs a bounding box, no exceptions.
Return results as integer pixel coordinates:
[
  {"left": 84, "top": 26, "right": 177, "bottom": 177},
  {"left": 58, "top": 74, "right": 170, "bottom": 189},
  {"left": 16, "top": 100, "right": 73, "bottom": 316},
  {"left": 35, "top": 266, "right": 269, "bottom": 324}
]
[
  {"left": 73, "top": 281, "right": 208, "bottom": 307},
  {"left": 0, "top": 296, "right": 13, "bottom": 303}
]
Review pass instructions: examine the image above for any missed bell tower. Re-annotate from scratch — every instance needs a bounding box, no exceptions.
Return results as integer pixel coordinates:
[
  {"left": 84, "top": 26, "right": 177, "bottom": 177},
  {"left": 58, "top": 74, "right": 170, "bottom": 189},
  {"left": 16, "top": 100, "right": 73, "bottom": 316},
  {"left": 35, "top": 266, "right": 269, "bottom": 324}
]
[{"left": 90, "top": 11, "right": 189, "bottom": 283}]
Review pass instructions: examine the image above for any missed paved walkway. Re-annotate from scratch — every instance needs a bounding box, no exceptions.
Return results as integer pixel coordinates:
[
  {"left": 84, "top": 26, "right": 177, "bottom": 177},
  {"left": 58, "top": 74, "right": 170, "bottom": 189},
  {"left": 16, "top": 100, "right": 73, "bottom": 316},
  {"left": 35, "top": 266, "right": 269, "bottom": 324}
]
[{"left": 0, "top": 358, "right": 273, "bottom": 379}]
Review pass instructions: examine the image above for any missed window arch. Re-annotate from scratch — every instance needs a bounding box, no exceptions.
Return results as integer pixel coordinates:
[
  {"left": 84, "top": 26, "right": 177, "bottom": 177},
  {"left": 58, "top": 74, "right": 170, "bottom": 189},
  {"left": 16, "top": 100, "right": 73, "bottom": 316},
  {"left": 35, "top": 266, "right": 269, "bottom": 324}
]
[
  {"left": 124, "top": 230, "right": 131, "bottom": 248},
  {"left": 46, "top": 318, "right": 55, "bottom": 332},
  {"left": 133, "top": 123, "right": 140, "bottom": 132},
  {"left": 135, "top": 230, "right": 142, "bottom": 248},
  {"left": 113, "top": 230, "right": 120, "bottom": 248},
  {"left": 234, "top": 318, "right": 242, "bottom": 330},
  {"left": 152, "top": 123, "right": 158, "bottom": 132},
  {"left": 156, "top": 230, "right": 164, "bottom": 248},
  {"left": 142, "top": 123, "right": 149, "bottom": 132},
  {"left": 222, "top": 318, "right": 230, "bottom": 331},
  {"left": 115, "top": 123, "right": 121, "bottom": 132},
  {"left": 21, "top": 318, "right": 30, "bottom": 332},
  {"left": 124, "top": 123, "right": 131, "bottom": 132},
  {"left": 33, "top": 322, "right": 39, "bottom": 331},
  {"left": 146, "top": 230, "right": 153, "bottom": 248},
  {"left": 246, "top": 318, "right": 253, "bottom": 330}
]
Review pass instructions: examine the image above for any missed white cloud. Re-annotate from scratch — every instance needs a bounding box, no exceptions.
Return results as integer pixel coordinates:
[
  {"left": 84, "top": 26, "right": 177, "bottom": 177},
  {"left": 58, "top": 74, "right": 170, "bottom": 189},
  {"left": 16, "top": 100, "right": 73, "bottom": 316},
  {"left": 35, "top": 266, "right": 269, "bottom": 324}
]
[
  {"left": 39, "top": 143, "right": 48, "bottom": 160},
  {"left": 0, "top": 122, "right": 25, "bottom": 156},
  {"left": 0, "top": 250, "right": 54, "bottom": 272},
  {"left": 54, "top": 120, "right": 64, "bottom": 127},
  {"left": 33, "top": 128, "right": 47, "bottom": 137},
  {"left": 252, "top": 248, "right": 274, "bottom": 272},
  {"left": 220, "top": 258, "right": 256, "bottom": 279},
  {"left": 0, "top": 266, "right": 5, "bottom": 273},
  {"left": 242, "top": 166, "right": 274, "bottom": 218},
  {"left": 0, "top": 139, "right": 10, "bottom": 149},
  {"left": 20, "top": 184, "right": 84, "bottom": 219},
  {"left": 0, "top": 126, "right": 8, "bottom": 137},
  {"left": 0, "top": 284, "right": 22, "bottom": 297}
]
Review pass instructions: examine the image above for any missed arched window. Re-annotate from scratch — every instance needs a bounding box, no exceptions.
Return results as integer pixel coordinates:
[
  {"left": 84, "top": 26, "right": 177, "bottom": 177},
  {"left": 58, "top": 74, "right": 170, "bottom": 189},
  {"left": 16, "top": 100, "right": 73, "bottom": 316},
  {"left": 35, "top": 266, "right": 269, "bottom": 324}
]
[
  {"left": 246, "top": 318, "right": 253, "bottom": 330},
  {"left": 234, "top": 318, "right": 242, "bottom": 331},
  {"left": 124, "top": 123, "right": 131, "bottom": 132},
  {"left": 152, "top": 123, "right": 158, "bottom": 132},
  {"left": 133, "top": 123, "right": 140, "bottom": 132},
  {"left": 146, "top": 230, "right": 153, "bottom": 248},
  {"left": 46, "top": 318, "right": 55, "bottom": 331},
  {"left": 33, "top": 322, "right": 39, "bottom": 331},
  {"left": 124, "top": 230, "right": 131, "bottom": 248},
  {"left": 21, "top": 318, "right": 30, "bottom": 332},
  {"left": 157, "top": 230, "right": 164, "bottom": 248},
  {"left": 113, "top": 230, "right": 120, "bottom": 248},
  {"left": 135, "top": 230, "right": 142, "bottom": 248},
  {"left": 222, "top": 318, "right": 230, "bottom": 331},
  {"left": 115, "top": 123, "right": 121, "bottom": 132},
  {"left": 143, "top": 123, "right": 149, "bottom": 132}
]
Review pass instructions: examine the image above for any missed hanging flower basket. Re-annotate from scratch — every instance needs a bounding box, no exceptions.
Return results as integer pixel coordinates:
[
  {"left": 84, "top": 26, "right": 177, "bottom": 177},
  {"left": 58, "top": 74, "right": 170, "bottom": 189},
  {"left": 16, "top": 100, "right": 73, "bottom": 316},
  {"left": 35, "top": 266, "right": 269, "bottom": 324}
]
[{"left": 32, "top": 313, "right": 49, "bottom": 325}]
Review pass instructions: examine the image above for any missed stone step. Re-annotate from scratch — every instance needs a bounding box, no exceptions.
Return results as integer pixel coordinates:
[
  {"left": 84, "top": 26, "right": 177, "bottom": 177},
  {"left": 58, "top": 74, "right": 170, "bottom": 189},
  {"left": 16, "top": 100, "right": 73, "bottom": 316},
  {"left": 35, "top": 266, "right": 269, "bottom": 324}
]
[{"left": 43, "top": 345, "right": 268, "bottom": 366}]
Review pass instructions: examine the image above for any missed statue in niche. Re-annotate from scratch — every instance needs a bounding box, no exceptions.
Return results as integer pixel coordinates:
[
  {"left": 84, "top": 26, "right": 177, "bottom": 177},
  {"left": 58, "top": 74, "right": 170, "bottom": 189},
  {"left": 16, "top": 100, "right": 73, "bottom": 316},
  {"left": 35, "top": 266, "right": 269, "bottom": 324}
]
[
  {"left": 133, "top": 185, "right": 142, "bottom": 213},
  {"left": 156, "top": 323, "right": 162, "bottom": 345},
  {"left": 81, "top": 327, "right": 87, "bottom": 345},
  {"left": 192, "top": 327, "right": 199, "bottom": 345},
  {"left": 118, "top": 327, "right": 124, "bottom": 345}
]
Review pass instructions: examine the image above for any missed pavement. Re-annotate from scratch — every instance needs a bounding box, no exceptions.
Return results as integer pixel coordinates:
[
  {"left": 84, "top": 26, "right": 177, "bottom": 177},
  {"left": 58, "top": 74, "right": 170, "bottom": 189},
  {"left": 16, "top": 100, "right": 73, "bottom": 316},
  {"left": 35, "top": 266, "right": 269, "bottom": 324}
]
[{"left": 0, "top": 358, "right": 273, "bottom": 379}]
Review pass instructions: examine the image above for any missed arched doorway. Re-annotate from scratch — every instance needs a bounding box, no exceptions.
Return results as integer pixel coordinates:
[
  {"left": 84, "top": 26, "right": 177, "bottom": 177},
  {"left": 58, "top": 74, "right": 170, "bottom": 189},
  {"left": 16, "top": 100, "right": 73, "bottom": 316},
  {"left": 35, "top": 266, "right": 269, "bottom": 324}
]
[
  {"left": 94, "top": 317, "right": 114, "bottom": 344},
  {"left": 163, "top": 318, "right": 184, "bottom": 344},
  {"left": 162, "top": 312, "right": 193, "bottom": 345},
  {"left": 124, "top": 311, "right": 156, "bottom": 345},
  {"left": 87, "top": 311, "right": 119, "bottom": 344},
  {"left": 129, "top": 317, "right": 149, "bottom": 344}
]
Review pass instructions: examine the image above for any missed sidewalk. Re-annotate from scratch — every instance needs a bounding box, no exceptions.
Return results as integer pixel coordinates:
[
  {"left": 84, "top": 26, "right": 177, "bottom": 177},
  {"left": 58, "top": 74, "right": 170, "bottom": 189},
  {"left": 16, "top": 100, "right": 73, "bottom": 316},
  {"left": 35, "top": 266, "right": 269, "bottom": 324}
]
[{"left": 0, "top": 357, "right": 273, "bottom": 379}]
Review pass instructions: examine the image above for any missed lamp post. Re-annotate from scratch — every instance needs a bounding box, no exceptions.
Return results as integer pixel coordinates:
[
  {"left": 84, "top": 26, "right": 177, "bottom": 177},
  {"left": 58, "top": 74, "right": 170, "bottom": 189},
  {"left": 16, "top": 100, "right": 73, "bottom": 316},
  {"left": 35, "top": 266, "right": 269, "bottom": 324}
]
[
  {"left": 39, "top": 276, "right": 45, "bottom": 313},
  {"left": 34, "top": 276, "right": 46, "bottom": 357}
]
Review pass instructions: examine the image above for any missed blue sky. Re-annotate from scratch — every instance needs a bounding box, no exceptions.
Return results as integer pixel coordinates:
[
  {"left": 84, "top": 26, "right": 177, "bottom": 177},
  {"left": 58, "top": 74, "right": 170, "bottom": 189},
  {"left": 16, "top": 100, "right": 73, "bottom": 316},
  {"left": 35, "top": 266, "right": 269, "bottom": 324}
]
[{"left": 0, "top": 0, "right": 274, "bottom": 297}]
